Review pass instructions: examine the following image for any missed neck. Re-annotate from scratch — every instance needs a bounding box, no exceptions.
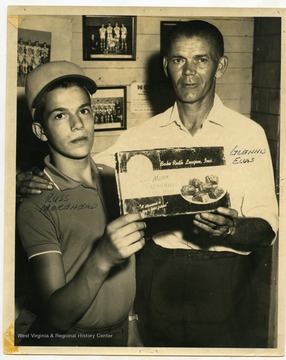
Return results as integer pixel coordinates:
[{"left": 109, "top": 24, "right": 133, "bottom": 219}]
[
  {"left": 177, "top": 94, "right": 215, "bottom": 136},
  {"left": 50, "top": 153, "right": 94, "bottom": 187}
]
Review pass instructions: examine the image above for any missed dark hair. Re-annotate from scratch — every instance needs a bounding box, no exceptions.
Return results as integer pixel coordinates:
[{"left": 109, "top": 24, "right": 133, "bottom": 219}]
[
  {"left": 163, "top": 20, "right": 224, "bottom": 60},
  {"left": 34, "top": 79, "right": 90, "bottom": 124}
]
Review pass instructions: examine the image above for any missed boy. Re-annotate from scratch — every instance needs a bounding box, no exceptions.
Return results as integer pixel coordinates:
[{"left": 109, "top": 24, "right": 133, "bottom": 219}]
[{"left": 15, "top": 61, "right": 145, "bottom": 346}]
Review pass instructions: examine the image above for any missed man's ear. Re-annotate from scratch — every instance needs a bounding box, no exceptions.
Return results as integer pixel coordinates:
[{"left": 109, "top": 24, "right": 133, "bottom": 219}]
[
  {"left": 163, "top": 56, "right": 169, "bottom": 78},
  {"left": 32, "top": 122, "right": 48, "bottom": 142},
  {"left": 215, "top": 55, "right": 228, "bottom": 79}
]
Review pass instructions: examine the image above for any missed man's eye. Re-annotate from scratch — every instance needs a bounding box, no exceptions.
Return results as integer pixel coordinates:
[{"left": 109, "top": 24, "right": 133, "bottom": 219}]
[
  {"left": 173, "top": 58, "right": 185, "bottom": 65},
  {"left": 196, "top": 57, "right": 208, "bottom": 65}
]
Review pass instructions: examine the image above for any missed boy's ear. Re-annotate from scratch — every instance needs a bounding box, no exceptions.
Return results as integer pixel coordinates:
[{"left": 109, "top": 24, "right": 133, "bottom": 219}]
[{"left": 32, "top": 122, "right": 48, "bottom": 142}]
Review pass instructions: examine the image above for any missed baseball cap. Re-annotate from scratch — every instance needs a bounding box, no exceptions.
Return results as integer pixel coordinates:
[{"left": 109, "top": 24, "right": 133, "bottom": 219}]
[{"left": 25, "top": 61, "right": 97, "bottom": 118}]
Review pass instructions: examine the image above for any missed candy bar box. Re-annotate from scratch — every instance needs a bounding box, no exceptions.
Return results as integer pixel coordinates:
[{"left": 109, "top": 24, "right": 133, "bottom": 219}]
[{"left": 115, "top": 147, "right": 230, "bottom": 218}]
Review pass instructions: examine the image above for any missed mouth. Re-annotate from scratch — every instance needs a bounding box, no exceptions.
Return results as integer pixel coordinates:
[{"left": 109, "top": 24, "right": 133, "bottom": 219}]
[
  {"left": 71, "top": 136, "right": 89, "bottom": 144},
  {"left": 182, "top": 82, "right": 198, "bottom": 88}
]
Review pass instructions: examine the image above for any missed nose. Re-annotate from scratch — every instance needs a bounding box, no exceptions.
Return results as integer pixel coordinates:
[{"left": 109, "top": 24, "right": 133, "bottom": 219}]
[
  {"left": 183, "top": 60, "right": 196, "bottom": 76},
  {"left": 70, "top": 114, "right": 84, "bottom": 131}
]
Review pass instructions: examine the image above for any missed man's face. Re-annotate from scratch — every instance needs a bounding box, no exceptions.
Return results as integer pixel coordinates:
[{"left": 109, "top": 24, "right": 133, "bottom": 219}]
[
  {"left": 163, "top": 35, "right": 227, "bottom": 104},
  {"left": 38, "top": 85, "right": 94, "bottom": 160}
]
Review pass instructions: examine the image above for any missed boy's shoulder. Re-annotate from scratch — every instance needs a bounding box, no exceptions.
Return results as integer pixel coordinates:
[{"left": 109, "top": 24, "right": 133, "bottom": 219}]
[{"left": 17, "top": 188, "right": 61, "bottom": 214}]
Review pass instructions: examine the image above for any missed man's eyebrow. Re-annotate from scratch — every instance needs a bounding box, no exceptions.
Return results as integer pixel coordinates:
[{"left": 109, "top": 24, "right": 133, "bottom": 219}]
[
  {"left": 194, "top": 53, "right": 210, "bottom": 58},
  {"left": 170, "top": 54, "right": 185, "bottom": 58}
]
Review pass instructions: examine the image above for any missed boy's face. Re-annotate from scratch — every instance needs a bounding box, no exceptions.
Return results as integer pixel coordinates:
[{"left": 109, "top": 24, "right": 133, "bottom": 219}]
[{"left": 35, "top": 85, "right": 94, "bottom": 160}]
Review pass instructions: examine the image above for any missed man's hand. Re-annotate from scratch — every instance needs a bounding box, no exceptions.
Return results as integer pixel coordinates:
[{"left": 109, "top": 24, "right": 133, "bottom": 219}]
[
  {"left": 193, "top": 207, "right": 238, "bottom": 238},
  {"left": 96, "top": 213, "right": 146, "bottom": 271},
  {"left": 16, "top": 167, "right": 53, "bottom": 197}
]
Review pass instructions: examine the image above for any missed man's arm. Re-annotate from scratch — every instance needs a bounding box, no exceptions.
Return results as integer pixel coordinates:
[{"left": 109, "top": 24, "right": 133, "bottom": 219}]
[
  {"left": 194, "top": 207, "right": 275, "bottom": 252},
  {"left": 29, "top": 213, "right": 146, "bottom": 331}
]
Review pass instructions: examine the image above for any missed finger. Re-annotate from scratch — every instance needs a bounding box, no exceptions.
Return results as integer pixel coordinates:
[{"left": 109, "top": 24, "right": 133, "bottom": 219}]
[
  {"left": 196, "top": 212, "right": 228, "bottom": 227},
  {"left": 216, "top": 207, "right": 238, "bottom": 219},
  {"left": 22, "top": 178, "right": 53, "bottom": 190},
  {"left": 108, "top": 213, "right": 145, "bottom": 232},
  {"left": 109, "top": 223, "right": 146, "bottom": 244},
  {"left": 30, "top": 169, "right": 51, "bottom": 182},
  {"left": 194, "top": 214, "right": 218, "bottom": 228},
  {"left": 30, "top": 167, "right": 45, "bottom": 176},
  {"left": 194, "top": 217, "right": 221, "bottom": 231},
  {"left": 122, "top": 238, "right": 146, "bottom": 258},
  {"left": 193, "top": 219, "right": 215, "bottom": 233},
  {"left": 125, "top": 230, "right": 145, "bottom": 246},
  {"left": 18, "top": 187, "right": 43, "bottom": 195},
  {"left": 120, "top": 221, "right": 146, "bottom": 238},
  {"left": 26, "top": 175, "right": 53, "bottom": 185},
  {"left": 193, "top": 219, "right": 227, "bottom": 236}
]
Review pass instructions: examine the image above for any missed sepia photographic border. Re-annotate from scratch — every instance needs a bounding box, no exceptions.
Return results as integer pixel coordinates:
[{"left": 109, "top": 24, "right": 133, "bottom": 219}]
[{"left": 4, "top": 5, "right": 286, "bottom": 358}]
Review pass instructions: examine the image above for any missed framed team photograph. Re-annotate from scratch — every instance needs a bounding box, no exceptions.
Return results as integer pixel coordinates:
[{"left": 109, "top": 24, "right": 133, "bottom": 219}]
[
  {"left": 82, "top": 15, "right": 136, "bottom": 60},
  {"left": 92, "top": 86, "right": 127, "bottom": 131},
  {"left": 17, "top": 28, "right": 51, "bottom": 87}
]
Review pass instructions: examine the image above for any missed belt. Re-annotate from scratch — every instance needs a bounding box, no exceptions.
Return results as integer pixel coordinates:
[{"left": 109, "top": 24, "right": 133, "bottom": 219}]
[
  {"left": 149, "top": 240, "right": 238, "bottom": 259},
  {"left": 69, "top": 317, "right": 128, "bottom": 334}
]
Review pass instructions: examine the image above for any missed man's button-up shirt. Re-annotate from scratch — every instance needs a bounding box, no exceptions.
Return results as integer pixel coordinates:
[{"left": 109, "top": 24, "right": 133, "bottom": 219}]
[{"left": 94, "top": 95, "right": 278, "bottom": 254}]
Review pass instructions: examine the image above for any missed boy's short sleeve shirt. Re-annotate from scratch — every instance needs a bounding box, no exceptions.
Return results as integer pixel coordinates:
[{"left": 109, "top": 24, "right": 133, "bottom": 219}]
[{"left": 17, "top": 157, "right": 135, "bottom": 328}]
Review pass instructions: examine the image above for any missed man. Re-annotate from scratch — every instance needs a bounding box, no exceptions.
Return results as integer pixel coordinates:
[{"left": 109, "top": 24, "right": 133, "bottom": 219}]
[
  {"left": 94, "top": 20, "right": 278, "bottom": 347},
  {"left": 17, "top": 21, "right": 278, "bottom": 347},
  {"left": 15, "top": 61, "right": 145, "bottom": 346}
]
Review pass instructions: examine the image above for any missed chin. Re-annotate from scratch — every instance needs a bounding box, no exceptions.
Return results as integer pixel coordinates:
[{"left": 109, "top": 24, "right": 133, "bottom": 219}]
[{"left": 74, "top": 152, "right": 90, "bottom": 159}]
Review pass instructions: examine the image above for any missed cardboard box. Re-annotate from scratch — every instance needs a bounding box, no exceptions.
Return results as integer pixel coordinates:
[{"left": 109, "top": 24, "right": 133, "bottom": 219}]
[{"left": 115, "top": 147, "right": 231, "bottom": 218}]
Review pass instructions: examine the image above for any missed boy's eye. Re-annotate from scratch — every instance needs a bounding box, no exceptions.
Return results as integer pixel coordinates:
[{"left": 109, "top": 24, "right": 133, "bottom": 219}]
[
  {"left": 54, "top": 113, "right": 66, "bottom": 120},
  {"left": 80, "top": 108, "right": 91, "bottom": 115}
]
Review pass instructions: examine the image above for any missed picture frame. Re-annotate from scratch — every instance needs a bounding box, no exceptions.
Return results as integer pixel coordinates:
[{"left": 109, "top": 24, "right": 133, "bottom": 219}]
[
  {"left": 17, "top": 28, "right": 51, "bottom": 87},
  {"left": 92, "top": 86, "right": 127, "bottom": 131},
  {"left": 82, "top": 15, "right": 136, "bottom": 60}
]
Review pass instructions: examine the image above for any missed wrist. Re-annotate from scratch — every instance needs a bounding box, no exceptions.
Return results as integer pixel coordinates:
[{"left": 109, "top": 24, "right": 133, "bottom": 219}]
[
  {"left": 91, "top": 247, "right": 113, "bottom": 275},
  {"left": 221, "top": 218, "right": 237, "bottom": 239},
  {"left": 224, "top": 225, "right": 236, "bottom": 237}
]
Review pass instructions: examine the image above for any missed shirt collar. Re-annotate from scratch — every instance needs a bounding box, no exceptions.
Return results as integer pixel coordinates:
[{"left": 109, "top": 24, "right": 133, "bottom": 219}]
[
  {"left": 43, "top": 155, "right": 100, "bottom": 191},
  {"left": 160, "top": 94, "right": 226, "bottom": 128}
]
